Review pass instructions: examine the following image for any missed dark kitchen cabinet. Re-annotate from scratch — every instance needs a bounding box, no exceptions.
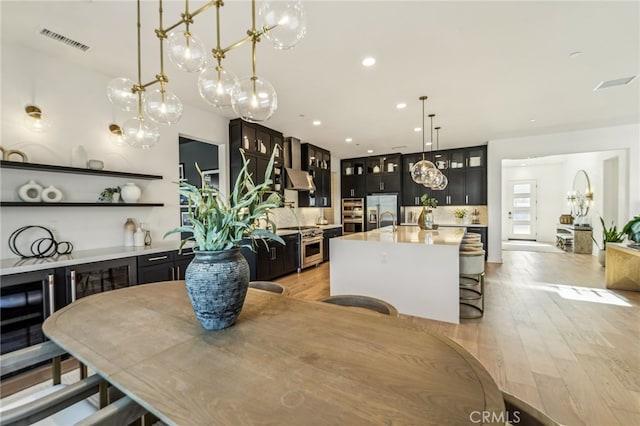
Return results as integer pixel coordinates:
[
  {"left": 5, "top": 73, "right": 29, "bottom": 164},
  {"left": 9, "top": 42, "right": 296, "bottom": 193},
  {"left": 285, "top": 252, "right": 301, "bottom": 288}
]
[
  {"left": 241, "top": 233, "right": 299, "bottom": 281},
  {"left": 401, "top": 152, "right": 434, "bottom": 206},
  {"left": 64, "top": 257, "right": 137, "bottom": 304},
  {"left": 229, "top": 118, "right": 284, "bottom": 194},
  {"left": 464, "top": 146, "right": 487, "bottom": 205},
  {"left": 429, "top": 145, "right": 487, "bottom": 206},
  {"left": 137, "top": 249, "right": 194, "bottom": 284},
  {"left": 322, "top": 227, "right": 343, "bottom": 261},
  {"left": 341, "top": 158, "right": 366, "bottom": 198},
  {"left": 466, "top": 226, "right": 488, "bottom": 260},
  {"left": 365, "top": 154, "right": 401, "bottom": 193},
  {"left": 300, "top": 143, "right": 331, "bottom": 207}
]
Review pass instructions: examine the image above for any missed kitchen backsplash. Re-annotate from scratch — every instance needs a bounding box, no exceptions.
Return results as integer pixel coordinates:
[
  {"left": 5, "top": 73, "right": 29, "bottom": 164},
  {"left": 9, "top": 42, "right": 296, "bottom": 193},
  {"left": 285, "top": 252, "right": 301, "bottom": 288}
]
[
  {"left": 403, "top": 205, "right": 488, "bottom": 225},
  {"left": 262, "top": 206, "right": 336, "bottom": 229}
]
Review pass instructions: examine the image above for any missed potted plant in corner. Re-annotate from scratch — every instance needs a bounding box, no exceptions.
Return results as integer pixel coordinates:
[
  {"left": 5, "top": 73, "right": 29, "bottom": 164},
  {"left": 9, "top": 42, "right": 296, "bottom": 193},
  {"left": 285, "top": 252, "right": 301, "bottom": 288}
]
[
  {"left": 164, "top": 148, "right": 284, "bottom": 330},
  {"left": 593, "top": 216, "right": 625, "bottom": 267},
  {"left": 418, "top": 193, "right": 438, "bottom": 230}
]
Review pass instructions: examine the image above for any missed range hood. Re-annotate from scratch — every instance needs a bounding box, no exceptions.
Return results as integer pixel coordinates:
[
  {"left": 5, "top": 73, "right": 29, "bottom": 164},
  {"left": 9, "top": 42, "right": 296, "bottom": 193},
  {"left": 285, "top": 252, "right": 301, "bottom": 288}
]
[
  {"left": 285, "top": 168, "right": 316, "bottom": 191},
  {"left": 283, "top": 136, "right": 315, "bottom": 191}
]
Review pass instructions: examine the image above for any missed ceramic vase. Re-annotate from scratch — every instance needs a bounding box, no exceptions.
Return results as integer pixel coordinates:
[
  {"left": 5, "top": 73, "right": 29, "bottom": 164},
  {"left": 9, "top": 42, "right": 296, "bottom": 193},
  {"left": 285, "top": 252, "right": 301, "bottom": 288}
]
[
  {"left": 185, "top": 249, "right": 250, "bottom": 330},
  {"left": 120, "top": 182, "right": 142, "bottom": 203},
  {"left": 418, "top": 207, "right": 433, "bottom": 230},
  {"left": 18, "top": 180, "right": 43, "bottom": 202}
]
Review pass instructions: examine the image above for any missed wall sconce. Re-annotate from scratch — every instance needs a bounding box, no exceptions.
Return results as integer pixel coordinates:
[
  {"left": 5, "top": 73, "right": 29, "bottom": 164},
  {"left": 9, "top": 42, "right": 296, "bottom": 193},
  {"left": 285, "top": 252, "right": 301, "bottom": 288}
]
[
  {"left": 109, "top": 123, "right": 125, "bottom": 146},
  {"left": 24, "top": 105, "right": 51, "bottom": 132}
]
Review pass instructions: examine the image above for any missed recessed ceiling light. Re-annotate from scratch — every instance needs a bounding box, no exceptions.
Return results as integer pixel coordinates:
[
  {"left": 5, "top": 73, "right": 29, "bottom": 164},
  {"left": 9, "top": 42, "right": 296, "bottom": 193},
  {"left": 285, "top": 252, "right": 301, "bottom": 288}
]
[
  {"left": 312, "top": 120, "right": 321, "bottom": 126},
  {"left": 367, "top": 149, "right": 373, "bottom": 153},
  {"left": 414, "top": 127, "right": 421, "bottom": 132},
  {"left": 529, "top": 119, "right": 536, "bottom": 123},
  {"left": 362, "top": 57, "right": 376, "bottom": 67},
  {"left": 593, "top": 75, "right": 637, "bottom": 91},
  {"left": 396, "top": 102, "right": 407, "bottom": 109},
  {"left": 569, "top": 51, "right": 582, "bottom": 58},
  {"left": 345, "top": 138, "right": 353, "bottom": 143}
]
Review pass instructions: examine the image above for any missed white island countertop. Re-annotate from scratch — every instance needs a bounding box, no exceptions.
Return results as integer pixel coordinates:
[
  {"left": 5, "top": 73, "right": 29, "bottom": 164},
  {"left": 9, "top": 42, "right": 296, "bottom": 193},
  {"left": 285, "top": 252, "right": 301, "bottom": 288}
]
[
  {"left": 341, "top": 225, "right": 465, "bottom": 245},
  {"left": 331, "top": 225, "right": 466, "bottom": 324}
]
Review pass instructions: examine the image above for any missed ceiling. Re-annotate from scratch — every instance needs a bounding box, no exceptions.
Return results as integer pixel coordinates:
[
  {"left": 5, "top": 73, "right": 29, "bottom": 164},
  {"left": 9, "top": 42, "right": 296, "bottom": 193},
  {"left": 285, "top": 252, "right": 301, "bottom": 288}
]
[{"left": 2, "top": 1, "right": 639, "bottom": 159}]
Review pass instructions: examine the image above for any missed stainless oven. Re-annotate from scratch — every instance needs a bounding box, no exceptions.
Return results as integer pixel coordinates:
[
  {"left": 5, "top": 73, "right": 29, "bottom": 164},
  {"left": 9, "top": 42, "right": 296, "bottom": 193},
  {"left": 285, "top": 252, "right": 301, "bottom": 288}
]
[{"left": 301, "top": 234, "right": 323, "bottom": 269}]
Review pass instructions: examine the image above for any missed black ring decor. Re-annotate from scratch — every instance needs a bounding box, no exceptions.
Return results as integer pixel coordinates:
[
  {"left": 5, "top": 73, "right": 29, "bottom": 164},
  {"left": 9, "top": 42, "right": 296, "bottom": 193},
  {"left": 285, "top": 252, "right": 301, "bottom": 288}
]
[{"left": 8, "top": 225, "right": 74, "bottom": 258}]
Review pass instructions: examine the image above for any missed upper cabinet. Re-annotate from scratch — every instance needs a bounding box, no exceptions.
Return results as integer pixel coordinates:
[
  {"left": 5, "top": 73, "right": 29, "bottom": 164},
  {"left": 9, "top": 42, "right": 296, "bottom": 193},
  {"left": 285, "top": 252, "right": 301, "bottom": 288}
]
[
  {"left": 401, "top": 152, "right": 433, "bottom": 206},
  {"left": 300, "top": 143, "right": 331, "bottom": 207},
  {"left": 365, "top": 154, "right": 401, "bottom": 193},
  {"left": 429, "top": 145, "right": 487, "bottom": 206},
  {"left": 229, "top": 119, "right": 284, "bottom": 195},
  {"left": 340, "top": 158, "right": 366, "bottom": 199}
]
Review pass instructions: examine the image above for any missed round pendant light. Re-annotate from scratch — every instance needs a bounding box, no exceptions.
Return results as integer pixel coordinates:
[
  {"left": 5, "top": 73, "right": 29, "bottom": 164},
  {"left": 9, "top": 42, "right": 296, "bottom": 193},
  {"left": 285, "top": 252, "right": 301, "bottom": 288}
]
[{"left": 410, "top": 96, "right": 438, "bottom": 185}]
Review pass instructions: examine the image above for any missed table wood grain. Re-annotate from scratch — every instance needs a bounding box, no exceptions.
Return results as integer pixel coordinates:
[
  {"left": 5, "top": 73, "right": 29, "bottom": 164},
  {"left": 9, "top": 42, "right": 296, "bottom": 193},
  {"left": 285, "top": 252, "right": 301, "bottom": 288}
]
[{"left": 43, "top": 281, "right": 505, "bottom": 425}]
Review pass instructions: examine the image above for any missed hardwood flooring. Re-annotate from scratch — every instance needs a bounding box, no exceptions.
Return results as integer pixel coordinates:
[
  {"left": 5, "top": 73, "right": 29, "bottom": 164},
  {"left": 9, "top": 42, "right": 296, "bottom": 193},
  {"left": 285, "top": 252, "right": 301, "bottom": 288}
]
[{"left": 275, "top": 250, "right": 640, "bottom": 426}]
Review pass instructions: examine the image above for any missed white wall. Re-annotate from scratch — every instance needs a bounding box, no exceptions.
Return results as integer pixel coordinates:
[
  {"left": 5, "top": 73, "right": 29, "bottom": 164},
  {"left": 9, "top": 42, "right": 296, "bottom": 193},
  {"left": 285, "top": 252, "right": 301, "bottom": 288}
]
[
  {"left": 488, "top": 124, "right": 639, "bottom": 263},
  {"left": 1, "top": 42, "right": 229, "bottom": 259}
]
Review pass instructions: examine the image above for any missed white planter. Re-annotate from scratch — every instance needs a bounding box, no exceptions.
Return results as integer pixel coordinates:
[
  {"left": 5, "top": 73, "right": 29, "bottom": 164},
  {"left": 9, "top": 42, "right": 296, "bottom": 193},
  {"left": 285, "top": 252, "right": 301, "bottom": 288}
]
[{"left": 120, "top": 183, "right": 142, "bottom": 203}]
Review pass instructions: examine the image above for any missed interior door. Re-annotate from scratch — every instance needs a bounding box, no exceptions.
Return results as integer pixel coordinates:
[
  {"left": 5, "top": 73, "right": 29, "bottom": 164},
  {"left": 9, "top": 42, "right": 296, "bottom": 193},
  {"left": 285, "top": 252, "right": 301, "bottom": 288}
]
[{"left": 507, "top": 180, "right": 537, "bottom": 240}]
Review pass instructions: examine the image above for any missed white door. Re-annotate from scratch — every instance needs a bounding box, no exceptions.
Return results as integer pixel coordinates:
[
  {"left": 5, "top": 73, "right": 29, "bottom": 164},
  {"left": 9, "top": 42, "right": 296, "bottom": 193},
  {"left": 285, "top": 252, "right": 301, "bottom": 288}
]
[{"left": 508, "top": 180, "right": 537, "bottom": 240}]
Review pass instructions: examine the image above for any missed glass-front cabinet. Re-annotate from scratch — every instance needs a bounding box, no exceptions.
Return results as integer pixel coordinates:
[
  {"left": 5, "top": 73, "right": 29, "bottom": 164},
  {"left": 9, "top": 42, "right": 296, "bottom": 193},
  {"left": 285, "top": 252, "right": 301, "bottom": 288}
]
[
  {"left": 341, "top": 158, "right": 366, "bottom": 198},
  {"left": 64, "top": 257, "right": 137, "bottom": 304}
]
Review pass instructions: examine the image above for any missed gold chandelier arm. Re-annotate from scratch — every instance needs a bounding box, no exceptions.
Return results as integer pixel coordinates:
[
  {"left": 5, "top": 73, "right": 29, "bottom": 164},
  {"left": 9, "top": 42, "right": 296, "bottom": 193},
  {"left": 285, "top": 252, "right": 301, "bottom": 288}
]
[
  {"left": 157, "top": 0, "right": 167, "bottom": 92},
  {"left": 163, "top": 0, "right": 217, "bottom": 34}
]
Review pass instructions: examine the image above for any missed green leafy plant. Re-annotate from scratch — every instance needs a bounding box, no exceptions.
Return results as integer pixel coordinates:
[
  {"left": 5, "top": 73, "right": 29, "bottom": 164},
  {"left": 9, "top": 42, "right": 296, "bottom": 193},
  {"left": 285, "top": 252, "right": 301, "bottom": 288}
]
[
  {"left": 420, "top": 194, "right": 438, "bottom": 209},
  {"left": 593, "top": 216, "right": 625, "bottom": 250},
  {"left": 97, "top": 186, "right": 121, "bottom": 202},
  {"left": 164, "top": 148, "right": 284, "bottom": 252},
  {"left": 622, "top": 215, "right": 640, "bottom": 244},
  {"left": 454, "top": 208, "right": 468, "bottom": 219}
]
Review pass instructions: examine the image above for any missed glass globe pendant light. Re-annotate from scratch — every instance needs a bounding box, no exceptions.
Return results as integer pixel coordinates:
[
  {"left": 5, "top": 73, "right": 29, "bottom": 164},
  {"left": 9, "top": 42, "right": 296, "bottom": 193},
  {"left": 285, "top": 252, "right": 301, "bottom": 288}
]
[
  {"left": 259, "top": 1, "right": 307, "bottom": 50},
  {"left": 432, "top": 126, "right": 448, "bottom": 190},
  {"left": 167, "top": 31, "right": 207, "bottom": 73},
  {"left": 107, "top": 77, "right": 138, "bottom": 112},
  {"left": 122, "top": 114, "right": 160, "bottom": 149},
  {"left": 411, "top": 96, "right": 438, "bottom": 185},
  {"left": 198, "top": 65, "right": 239, "bottom": 109},
  {"left": 231, "top": 75, "right": 277, "bottom": 122},
  {"left": 144, "top": 87, "right": 183, "bottom": 125}
]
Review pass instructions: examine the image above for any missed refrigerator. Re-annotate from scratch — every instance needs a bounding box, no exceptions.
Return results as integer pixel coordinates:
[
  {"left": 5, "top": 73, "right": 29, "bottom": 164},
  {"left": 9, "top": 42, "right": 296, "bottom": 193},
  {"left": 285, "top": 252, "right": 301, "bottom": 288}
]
[{"left": 366, "top": 194, "right": 399, "bottom": 231}]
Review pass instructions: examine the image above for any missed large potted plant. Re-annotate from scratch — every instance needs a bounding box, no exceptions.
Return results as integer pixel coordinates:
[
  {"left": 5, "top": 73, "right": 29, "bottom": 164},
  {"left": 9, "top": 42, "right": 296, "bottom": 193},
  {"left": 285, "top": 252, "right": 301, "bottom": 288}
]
[
  {"left": 418, "top": 194, "right": 438, "bottom": 230},
  {"left": 165, "top": 149, "right": 284, "bottom": 330},
  {"left": 593, "top": 216, "right": 625, "bottom": 267},
  {"left": 622, "top": 215, "right": 640, "bottom": 246}
]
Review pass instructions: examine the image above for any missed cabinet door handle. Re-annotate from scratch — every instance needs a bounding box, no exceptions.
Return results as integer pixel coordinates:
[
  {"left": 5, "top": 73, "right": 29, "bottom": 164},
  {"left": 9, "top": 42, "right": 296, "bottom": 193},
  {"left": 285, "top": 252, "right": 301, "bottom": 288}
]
[
  {"left": 147, "top": 255, "right": 169, "bottom": 262},
  {"left": 70, "top": 270, "right": 77, "bottom": 302},
  {"left": 176, "top": 266, "right": 180, "bottom": 280},
  {"left": 47, "top": 274, "right": 55, "bottom": 314},
  {"left": 466, "top": 195, "right": 469, "bottom": 205},
  {"left": 171, "top": 266, "right": 175, "bottom": 281},
  {"left": 270, "top": 247, "right": 276, "bottom": 260},
  {"left": 351, "top": 189, "right": 354, "bottom": 197}
]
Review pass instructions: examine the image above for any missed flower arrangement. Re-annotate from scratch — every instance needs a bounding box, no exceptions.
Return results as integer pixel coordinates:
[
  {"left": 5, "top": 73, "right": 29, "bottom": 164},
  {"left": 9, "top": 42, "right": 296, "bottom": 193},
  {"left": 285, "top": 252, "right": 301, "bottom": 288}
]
[
  {"left": 164, "top": 148, "right": 284, "bottom": 252},
  {"left": 420, "top": 194, "right": 438, "bottom": 209},
  {"left": 454, "top": 208, "right": 468, "bottom": 219}
]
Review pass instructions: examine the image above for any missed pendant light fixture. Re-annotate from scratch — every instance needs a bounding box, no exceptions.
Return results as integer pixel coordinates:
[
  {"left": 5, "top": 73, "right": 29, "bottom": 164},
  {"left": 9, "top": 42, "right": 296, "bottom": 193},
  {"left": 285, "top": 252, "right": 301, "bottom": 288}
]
[
  {"left": 108, "top": 0, "right": 306, "bottom": 148},
  {"left": 430, "top": 126, "right": 448, "bottom": 190},
  {"left": 410, "top": 96, "right": 439, "bottom": 185}
]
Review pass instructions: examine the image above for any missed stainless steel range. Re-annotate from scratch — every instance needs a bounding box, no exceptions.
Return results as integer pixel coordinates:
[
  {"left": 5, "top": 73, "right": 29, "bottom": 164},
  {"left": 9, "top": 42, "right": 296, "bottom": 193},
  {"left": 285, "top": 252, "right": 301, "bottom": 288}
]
[{"left": 278, "top": 226, "right": 324, "bottom": 271}]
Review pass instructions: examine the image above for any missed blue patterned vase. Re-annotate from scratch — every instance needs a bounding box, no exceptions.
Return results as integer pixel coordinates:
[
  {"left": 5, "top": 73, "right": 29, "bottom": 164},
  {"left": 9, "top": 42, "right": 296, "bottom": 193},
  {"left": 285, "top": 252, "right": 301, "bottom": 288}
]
[{"left": 184, "top": 249, "right": 250, "bottom": 330}]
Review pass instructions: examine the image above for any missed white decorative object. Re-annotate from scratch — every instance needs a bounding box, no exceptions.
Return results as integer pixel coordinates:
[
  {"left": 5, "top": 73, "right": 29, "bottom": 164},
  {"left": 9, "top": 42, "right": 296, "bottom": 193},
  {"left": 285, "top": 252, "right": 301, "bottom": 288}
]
[
  {"left": 41, "top": 186, "right": 63, "bottom": 203},
  {"left": 18, "top": 180, "right": 43, "bottom": 202},
  {"left": 120, "top": 183, "right": 142, "bottom": 203},
  {"left": 124, "top": 218, "right": 136, "bottom": 247},
  {"left": 71, "top": 145, "right": 88, "bottom": 168},
  {"left": 87, "top": 159, "right": 104, "bottom": 170},
  {"left": 134, "top": 227, "right": 145, "bottom": 247}
]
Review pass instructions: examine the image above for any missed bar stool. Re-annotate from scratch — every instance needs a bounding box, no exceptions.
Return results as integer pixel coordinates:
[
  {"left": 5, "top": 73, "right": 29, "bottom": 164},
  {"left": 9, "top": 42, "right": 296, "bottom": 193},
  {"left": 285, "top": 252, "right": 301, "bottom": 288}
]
[
  {"left": 249, "top": 281, "right": 290, "bottom": 296},
  {"left": 459, "top": 248, "right": 485, "bottom": 319},
  {"left": 321, "top": 295, "right": 399, "bottom": 316}
]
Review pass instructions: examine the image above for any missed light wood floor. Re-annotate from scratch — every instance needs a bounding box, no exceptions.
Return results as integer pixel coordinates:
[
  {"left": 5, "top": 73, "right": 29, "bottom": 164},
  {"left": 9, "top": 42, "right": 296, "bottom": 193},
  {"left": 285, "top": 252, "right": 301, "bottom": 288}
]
[{"left": 276, "top": 250, "right": 640, "bottom": 426}]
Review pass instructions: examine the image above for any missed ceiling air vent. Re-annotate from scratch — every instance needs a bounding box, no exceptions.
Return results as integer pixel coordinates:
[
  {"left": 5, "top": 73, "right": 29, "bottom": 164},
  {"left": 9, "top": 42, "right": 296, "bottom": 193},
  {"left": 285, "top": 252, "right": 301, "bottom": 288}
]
[
  {"left": 39, "top": 28, "right": 90, "bottom": 52},
  {"left": 593, "top": 76, "right": 636, "bottom": 91}
]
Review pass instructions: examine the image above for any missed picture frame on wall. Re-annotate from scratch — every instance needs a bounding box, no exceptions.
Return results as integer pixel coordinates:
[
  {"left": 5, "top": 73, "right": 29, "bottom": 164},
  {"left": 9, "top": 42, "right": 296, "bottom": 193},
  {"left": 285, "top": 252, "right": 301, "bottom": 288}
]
[
  {"left": 181, "top": 211, "right": 191, "bottom": 227},
  {"left": 203, "top": 169, "right": 219, "bottom": 189}
]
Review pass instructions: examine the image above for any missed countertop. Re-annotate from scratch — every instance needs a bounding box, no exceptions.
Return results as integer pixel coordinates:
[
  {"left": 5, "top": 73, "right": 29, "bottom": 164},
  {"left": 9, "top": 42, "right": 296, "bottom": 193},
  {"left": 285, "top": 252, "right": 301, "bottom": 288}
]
[
  {"left": 400, "top": 222, "right": 488, "bottom": 228},
  {"left": 1, "top": 224, "right": 344, "bottom": 276},
  {"left": 338, "top": 225, "right": 465, "bottom": 245}
]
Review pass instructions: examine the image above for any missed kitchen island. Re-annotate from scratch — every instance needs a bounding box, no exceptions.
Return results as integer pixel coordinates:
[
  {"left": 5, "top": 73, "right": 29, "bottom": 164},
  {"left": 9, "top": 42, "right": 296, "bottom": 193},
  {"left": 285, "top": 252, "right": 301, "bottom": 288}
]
[{"left": 330, "top": 225, "right": 465, "bottom": 323}]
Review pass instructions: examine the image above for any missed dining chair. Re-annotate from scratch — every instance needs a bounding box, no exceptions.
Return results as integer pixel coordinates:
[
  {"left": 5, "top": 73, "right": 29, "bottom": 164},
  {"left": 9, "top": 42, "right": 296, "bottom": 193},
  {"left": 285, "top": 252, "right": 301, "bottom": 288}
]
[
  {"left": 502, "top": 391, "right": 564, "bottom": 426},
  {"left": 321, "top": 295, "right": 399, "bottom": 316},
  {"left": 249, "top": 281, "right": 290, "bottom": 296},
  {"left": 0, "top": 341, "right": 150, "bottom": 426},
  {"left": 459, "top": 247, "right": 485, "bottom": 319}
]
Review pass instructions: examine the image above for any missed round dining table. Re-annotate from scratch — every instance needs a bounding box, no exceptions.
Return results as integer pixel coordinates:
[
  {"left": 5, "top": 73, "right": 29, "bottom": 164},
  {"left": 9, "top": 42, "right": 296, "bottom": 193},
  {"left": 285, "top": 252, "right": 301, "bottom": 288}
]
[{"left": 43, "top": 280, "right": 505, "bottom": 425}]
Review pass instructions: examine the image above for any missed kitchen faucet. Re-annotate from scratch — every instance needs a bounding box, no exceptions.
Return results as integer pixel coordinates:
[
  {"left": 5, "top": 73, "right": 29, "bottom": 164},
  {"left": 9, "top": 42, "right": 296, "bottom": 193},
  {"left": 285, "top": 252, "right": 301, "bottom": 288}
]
[{"left": 379, "top": 210, "right": 397, "bottom": 232}]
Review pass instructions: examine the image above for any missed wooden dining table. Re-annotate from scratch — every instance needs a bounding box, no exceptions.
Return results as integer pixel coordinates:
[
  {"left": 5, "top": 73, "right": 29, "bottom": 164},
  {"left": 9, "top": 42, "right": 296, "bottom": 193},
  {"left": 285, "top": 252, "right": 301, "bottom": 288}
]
[{"left": 43, "top": 280, "right": 505, "bottom": 425}]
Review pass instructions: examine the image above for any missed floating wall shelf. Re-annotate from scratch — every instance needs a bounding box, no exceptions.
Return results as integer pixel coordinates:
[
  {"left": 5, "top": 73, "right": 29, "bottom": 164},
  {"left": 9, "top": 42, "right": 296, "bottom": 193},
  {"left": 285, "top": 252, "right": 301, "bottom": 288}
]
[{"left": 0, "top": 160, "right": 163, "bottom": 180}]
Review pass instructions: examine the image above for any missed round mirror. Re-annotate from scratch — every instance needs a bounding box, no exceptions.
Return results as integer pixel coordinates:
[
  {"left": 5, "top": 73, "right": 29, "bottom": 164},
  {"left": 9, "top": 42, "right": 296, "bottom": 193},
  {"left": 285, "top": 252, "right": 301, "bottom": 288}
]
[{"left": 568, "top": 170, "right": 593, "bottom": 221}]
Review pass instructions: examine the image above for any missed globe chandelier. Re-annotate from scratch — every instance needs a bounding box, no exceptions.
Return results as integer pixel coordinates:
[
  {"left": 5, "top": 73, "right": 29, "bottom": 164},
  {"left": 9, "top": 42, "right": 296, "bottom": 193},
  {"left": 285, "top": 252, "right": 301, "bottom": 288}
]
[
  {"left": 107, "top": 0, "right": 306, "bottom": 148},
  {"left": 428, "top": 125, "right": 448, "bottom": 190},
  {"left": 410, "top": 96, "right": 445, "bottom": 189}
]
